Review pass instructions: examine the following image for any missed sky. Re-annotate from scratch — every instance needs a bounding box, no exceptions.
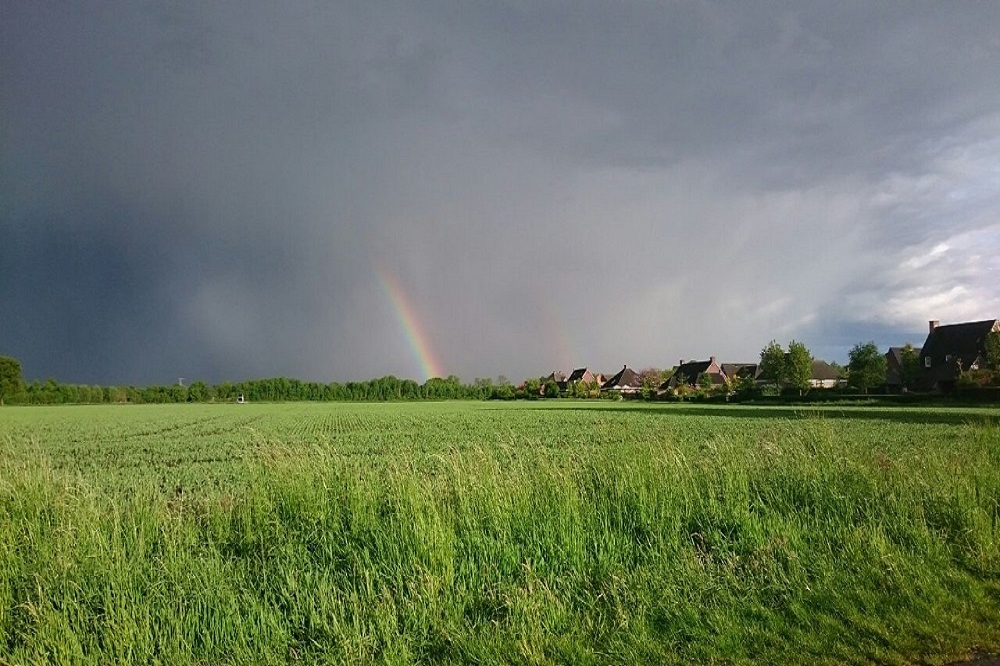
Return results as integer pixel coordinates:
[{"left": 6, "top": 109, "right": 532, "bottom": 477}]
[{"left": 3, "top": 2, "right": 1000, "bottom": 385}]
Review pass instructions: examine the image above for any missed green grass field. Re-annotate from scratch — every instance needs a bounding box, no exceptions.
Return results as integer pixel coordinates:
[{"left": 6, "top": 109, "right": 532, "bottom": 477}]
[{"left": 2, "top": 401, "right": 999, "bottom": 665}]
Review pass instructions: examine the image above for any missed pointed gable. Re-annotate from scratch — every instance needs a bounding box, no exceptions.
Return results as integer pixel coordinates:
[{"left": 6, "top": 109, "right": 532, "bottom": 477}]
[{"left": 601, "top": 365, "right": 641, "bottom": 391}]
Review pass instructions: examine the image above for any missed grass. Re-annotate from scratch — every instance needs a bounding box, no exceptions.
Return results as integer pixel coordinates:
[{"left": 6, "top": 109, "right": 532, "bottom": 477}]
[{"left": 1, "top": 401, "right": 999, "bottom": 664}]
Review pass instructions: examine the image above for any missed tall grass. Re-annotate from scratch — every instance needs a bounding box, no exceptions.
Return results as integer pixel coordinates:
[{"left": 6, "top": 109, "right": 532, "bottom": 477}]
[{"left": 1, "top": 406, "right": 999, "bottom": 664}]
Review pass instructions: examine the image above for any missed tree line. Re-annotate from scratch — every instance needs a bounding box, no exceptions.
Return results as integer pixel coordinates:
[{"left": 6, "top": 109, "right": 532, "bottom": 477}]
[
  {"left": 0, "top": 363, "right": 534, "bottom": 405},
  {"left": 3, "top": 334, "right": 997, "bottom": 406}
]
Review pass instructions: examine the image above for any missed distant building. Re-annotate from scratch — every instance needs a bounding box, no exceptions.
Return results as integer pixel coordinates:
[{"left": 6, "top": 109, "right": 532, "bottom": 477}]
[
  {"left": 601, "top": 365, "right": 642, "bottom": 394},
  {"left": 541, "top": 370, "right": 568, "bottom": 392},
  {"left": 885, "top": 346, "right": 920, "bottom": 390},
  {"left": 566, "top": 367, "right": 599, "bottom": 386},
  {"left": 565, "top": 368, "right": 600, "bottom": 394},
  {"left": 663, "top": 357, "right": 726, "bottom": 389},
  {"left": 919, "top": 319, "right": 1000, "bottom": 391},
  {"left": 721, "top": 363, "right": 758, "bottom": 383},
  {"left": 808, "top": 360, "right": 843, "bottom": 389}
]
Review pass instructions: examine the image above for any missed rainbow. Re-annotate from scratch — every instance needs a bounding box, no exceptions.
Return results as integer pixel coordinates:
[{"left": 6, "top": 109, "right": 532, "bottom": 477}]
[{"left": 376, "top": 265, "right": 444, "bottom": 381}]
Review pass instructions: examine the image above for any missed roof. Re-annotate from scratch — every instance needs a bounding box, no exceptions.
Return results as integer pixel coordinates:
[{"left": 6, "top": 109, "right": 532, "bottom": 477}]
[
  {"left": 920, "top": 319, "right": 1000, "bottom": 387},
  {"left": 921, "top": 320, "right": 999, "bottom": 376},
  {"left": 810, "top": 360, "right": 841, "bottom": 382},
  {"left": 721, "top": 363, "right": 757, "bottom": 379},
  {"left": 886, "top": 346, "right": 921, "bottom": 367},
  {"left": 567, "top": 368, "right": 595, "bottom": 382},
  {"left": 885, "top": 346, "right": 919, "bottom": 385},
  {"left": 666, "top": 358, "right": 725, "bottom": 387},
  {"left": 601, "top": 366, "right": 641, "bottom": 390}
]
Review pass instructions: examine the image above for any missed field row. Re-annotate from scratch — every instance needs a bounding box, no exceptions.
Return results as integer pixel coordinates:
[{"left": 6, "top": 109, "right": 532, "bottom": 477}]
[
  {"left": 4, "top": 402, "right": 991, "bottom": 494},
  {"left": 2, "top": 402, "right": 999, "bottom": 664}
]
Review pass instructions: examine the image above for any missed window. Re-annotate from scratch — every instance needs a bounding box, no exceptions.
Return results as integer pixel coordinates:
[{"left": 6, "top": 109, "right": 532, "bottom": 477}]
[{"left": 924, "top": 357, "right": 931, "bottom": 368}]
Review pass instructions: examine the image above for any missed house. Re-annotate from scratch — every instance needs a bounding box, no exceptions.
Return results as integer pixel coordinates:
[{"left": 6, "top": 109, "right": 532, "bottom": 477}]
[
  {"left": 566, "top": 368, "right": 600, "bottom": 392},
  {"left": 919, "top": 319, "right": 1000, "bottom": 391},
  {"left": 663, "top": 357, "right": 726, "bottom": 389},
  {"left": 809, "top": 360, "right": 843, "bottom": 389},
  {"left": 567, "top": 367, "right": 598, "bottom": 385},
  {"left": 885, "top": 346, "right": 920, "bottom": 390},
  {"left": 541, "top": 370, "right": 568, "bottom": 392},
  {"left": 601, "top": 365, "right": 642, "bottom": 394},
  {"left": 721, "top": 363, "right": 758, "bottom": 382}
]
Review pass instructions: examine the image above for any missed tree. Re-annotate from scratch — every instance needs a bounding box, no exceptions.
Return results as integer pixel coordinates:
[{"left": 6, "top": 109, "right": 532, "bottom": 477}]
[
  {"left": 786, "top": 340, "right": 812, "bottom": 395},
  {"left": 986, "top": 331, "right": 1000, "bottom": 371},
  {"left": 638, "top": 367, "right": 666, "bottom": 388},
  {"left": 758, "top": 340, "right": 786, "bottom": 388},
  {"left": 899, "top": 343, "right": 921, "bottom": 390},
  {"left": 187, "top": 381, "right": 211, "bottom": 402},
  {"left": 725, "top": 372, "right": 755, "bottom": 401},
  {"left": 521, "top": 378, "right": 541, "bottom": 400},
  {"left": 848, "top": 342, "right": 887, "bottom": 394},
  {"left": 0, "top": 356, "right": 23, "bottom": 405},
  {"left": 637, "top": 367, "right": 663, "bottom": 400}
]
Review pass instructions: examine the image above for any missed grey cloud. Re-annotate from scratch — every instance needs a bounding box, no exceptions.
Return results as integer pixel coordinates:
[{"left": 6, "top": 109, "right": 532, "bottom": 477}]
[{"left": 3, "top": 2, "right": 999, "bottom": 384}]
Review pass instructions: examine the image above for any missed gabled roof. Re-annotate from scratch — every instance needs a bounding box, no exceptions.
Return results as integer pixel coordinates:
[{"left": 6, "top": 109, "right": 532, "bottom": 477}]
[
  {"left": 810, "top": 360, "right": 841, "bottom": 382},
  {"left": 665, "top": 358, "right": 725, "bottom": 388},
  {"left": 921, "top": 320, "right": 999, "bottom": 371},
  {"left": 920, "top": 319, "right": 1000, "bottom": 387},
  {"left": 601, "top": 366, "right": 641, "bottom": 390},
  {"left": 885, "top": 346, "right": 920, "bottom": 385},
  {"left": 886, "top": 346, "right": 920, "bottom": 366},
  {"left": 567, "top": 368, "right": 596, "bottom": 383},
  {"left": 922, "top": 320, "right": 997, "bottom": 357},
  {"left": 721, "top": 363, "right": 757, "bottom": 379}
]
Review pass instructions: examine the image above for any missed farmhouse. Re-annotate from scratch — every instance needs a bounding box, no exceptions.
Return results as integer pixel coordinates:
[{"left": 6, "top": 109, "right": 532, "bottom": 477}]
[
  {"left": 919, "top": 319, "right": 1000, "bottom": 391},
  {"left": 564, "top": 367, "right": 601, "bottom": 395},
  {"left": 721, "top": 363, "right": 757, "bottom": 382},
  {"left": 601, "top": 365, "right": 642, "bottom": 394},
  {"left": 663, "top": 357, "right": 726, "bottom": 389},
  {"left": 566, "top": 367, "right": 599, "bottom": 386},
  {"left": 809, "top": 360, "right": 843, "bottom": 389},
  {"left": 542, "top": 370, "right": 568, "bottom": 392}
]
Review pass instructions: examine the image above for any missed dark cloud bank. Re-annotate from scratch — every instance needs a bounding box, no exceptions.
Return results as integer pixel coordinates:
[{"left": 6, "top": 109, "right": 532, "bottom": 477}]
[{"left": 3, "top": 2, "right": 999, "bottom": 384}]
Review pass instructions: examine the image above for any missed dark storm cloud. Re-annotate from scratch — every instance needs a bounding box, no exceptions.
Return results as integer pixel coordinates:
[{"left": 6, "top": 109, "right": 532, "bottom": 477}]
[{"left": 2, "top": 2, "right": 999, "bottom": 384}]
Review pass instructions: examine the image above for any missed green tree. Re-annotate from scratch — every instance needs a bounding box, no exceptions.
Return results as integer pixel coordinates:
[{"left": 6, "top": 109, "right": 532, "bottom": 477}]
[
  {"left": 899, "top": 343, "right": 921, "bottom": 390},
  {"left": 848, "top": 342, "right": 887, "bottom": 394},
  {"left": 725, "top": 373, "right": 755, "bottom": 401},
  {"left": 758, "top": 340, "right": 786, "bottom": 388},
  {"left": 697, "top": 372, "right": 714, "bottom": 391},
  {"left": 543, "top": 380, "right": 560, "bottom": 398},
  {"left": 985, "top": 330, "right": 1000, "bottom": 371},
  {"left": 786, "top": 340, "right": 812, "bottom": 395},
  {"left": 187, "top": 381, "right": 211, "bottom": 402},
  {"left": 521, "top": 378, "right": 541, "bottom": 400},
  {"left": 0, "top": 356, "right": 23, "bottom": 405}
]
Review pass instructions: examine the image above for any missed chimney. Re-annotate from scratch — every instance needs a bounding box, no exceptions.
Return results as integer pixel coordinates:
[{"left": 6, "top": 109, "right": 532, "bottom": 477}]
[
  {"left": 709, "top": 356, "right": 716, "bottom": 365},
  {"left": 929, "top": 320, "right": 939, "bottom": 334},
  {"left": 679, "top": 359, "right": 685, "bottom": 366}
]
